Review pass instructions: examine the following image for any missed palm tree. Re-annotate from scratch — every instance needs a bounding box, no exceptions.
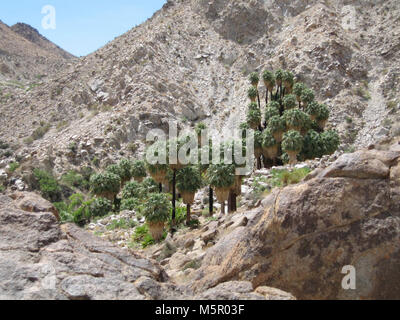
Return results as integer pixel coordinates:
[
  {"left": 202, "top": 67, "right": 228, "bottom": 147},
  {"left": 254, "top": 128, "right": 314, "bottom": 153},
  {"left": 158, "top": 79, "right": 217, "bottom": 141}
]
[
  {"left": 248, "top": 86, "right": 258, "bottom": 103},
  {"left": 206, "top": 163, "right": 235, "bottom": 214},
  {"left": 195, "top": 122, "right": 207, "bottom": 147},
  {"left": 143, "top": 193, "right": 171, "bottom": 241},
  {"left": 283, "top": 108, "right": 309, "bottom": 132},
  {"left": 249, "top": 72, "right": 259, "bottom": 87},
  {"left": 275, "top": 69, "right": 285, "bottom": 98},
  {"left": 247, "top": 106, "right": 262, "bottom": 130},
  {"left": 176, "top": 166, "right": 202, "bottom": 224},
  {"left": 89, "top": 172, "right": 121, "bottom": 202},
  {"left": 262, "top": 70, "right": 276, "bottom": 104},
  {"left": 267, "top": 115, "right": 286, "bottom": 143},
  {"left": 300, "top": 88, "right": 315, "bottom": 107},
  {"left": 131, "top": 160, "right": 147, "bottom": 183},
  {"left": 293, "top": 82, "right": 306, "bottom": 107},
  {"left": 262, "top": 128, "right": 278, "bottom": 164},
  {"left": 264, "top": 105, "right": 280, "bottom": 127},
  {"left": 283, "top": 70, "right": 294, "bottom": 93},
  {"left": 282, "top": 130, "right": 304, "bottom": 165},
  {"left": 283, "top": 94, "right": 297, "bottom": 110},
  {"left": 316, "top": 104, "right": 330, "bottom": 129}
]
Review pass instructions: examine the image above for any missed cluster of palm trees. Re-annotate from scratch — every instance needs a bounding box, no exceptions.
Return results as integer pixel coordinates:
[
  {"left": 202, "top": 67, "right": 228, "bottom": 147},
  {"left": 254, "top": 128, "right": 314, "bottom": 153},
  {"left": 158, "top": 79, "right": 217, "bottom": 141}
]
[{"left": 245, "top": 69, "right": 339, "bottom": 168}]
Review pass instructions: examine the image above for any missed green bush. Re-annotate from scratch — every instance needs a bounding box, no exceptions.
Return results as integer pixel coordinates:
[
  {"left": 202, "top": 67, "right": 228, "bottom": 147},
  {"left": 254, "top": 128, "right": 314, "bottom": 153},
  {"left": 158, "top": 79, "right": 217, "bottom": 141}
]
[
  {"left": 61, "top": 171, "right": 87, "bottom": 189},
  {"left": 9, "top": 162, "right": 19, "bottom": 173},
  {"left": 90, "top": 198, "right": 112, "bottom": 217},
  {"left": 121, "top": 198, "right": 140, "bottom": 211},
  {"left": 33, "top": 169, "right": 61, "bottom": 201}
]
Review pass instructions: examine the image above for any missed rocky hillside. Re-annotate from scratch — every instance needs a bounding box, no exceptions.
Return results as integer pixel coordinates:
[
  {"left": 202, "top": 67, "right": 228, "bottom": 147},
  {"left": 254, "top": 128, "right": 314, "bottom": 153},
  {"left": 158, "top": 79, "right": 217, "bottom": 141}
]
[
  {"left": 1, "top": 0, "right": 399, "bottom": 179},
  {"left": 0, "top": 20, "right": 74, "bottom": 82},
  {"left": 11, "top": 23, "right": 74, "bottom": 60}
]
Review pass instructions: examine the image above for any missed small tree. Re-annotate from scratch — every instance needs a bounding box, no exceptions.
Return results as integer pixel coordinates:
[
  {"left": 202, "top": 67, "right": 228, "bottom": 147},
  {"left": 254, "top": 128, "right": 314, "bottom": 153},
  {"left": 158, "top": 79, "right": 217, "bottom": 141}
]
[
  {"left": 176, "top": 166, "right": 202, "bottom": 223},
  {"left": 143, "top": 193, "right": 171, "bottom": 241},
  {"left": 282, "top": 130, "right": 304, "bottom": 165},
  {"left": 131, "top": 160, "right": 147, "bottom": 183},
  {"left": 90, "top": 198, "right": 112, "bottom": 218},
  {"left": 90, "top": 172, "right": 121, "bottom": 202},
  {"left": 206, "top": 163, "right": 235, "bottom": 214}
]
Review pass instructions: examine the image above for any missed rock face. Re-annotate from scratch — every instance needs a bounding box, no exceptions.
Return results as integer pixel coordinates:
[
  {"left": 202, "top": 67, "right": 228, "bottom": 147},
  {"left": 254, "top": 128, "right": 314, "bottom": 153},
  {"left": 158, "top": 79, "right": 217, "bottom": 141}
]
[
  {"left": 0, "top": 191, "right": 296, "bottom": 300},
  {"left": 0, "top": 193, "right": 187, "bottom": 300},
  {"left": 192, "top": 147, "right": 400, "bottom": 300}
]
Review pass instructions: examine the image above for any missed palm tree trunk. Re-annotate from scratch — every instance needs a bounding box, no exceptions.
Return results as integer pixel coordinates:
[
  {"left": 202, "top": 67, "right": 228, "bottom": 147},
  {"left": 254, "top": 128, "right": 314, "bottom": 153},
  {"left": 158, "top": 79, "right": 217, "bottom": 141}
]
[
  {"left": 209, "top": 186, "right": 213, "bottom": 216},
  {"left": 171, "top": 169, "right": 177, "bottom": 230},
  {"left": 186, "top": 204, "right": 191, "bottom": 224},
  {"left": 221, "top": 201, "right": 225, "bottom": 214},
  {"left": 159, "top": 183, "right": 162, "bottom": 193}
]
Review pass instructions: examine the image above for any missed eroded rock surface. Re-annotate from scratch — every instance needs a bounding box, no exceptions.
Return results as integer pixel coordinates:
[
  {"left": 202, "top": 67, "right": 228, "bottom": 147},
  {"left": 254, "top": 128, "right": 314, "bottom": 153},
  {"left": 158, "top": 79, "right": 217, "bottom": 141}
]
[{"left": 191, "top": 147, "right": 400, "bottom": 300}]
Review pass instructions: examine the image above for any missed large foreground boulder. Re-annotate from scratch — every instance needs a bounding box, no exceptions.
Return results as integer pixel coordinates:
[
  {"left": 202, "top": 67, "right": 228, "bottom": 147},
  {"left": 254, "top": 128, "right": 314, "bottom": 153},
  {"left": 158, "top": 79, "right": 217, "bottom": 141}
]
[
  {"left": 191, "top": 146, "right": 400, "bottom": 299},
  {"left": 0, "top": 193, "right": 188, "bottom": 300}
]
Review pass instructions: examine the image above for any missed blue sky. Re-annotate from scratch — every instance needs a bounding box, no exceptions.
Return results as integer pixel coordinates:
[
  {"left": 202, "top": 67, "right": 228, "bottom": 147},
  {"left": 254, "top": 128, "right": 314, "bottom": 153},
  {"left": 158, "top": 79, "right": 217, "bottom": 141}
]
[{"left": 0, "top": 0, "right": 167, "bottom": 57}]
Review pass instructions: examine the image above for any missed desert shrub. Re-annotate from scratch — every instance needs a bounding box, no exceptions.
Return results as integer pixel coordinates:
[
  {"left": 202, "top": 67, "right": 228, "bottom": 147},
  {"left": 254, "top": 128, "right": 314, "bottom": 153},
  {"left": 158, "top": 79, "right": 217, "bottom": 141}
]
[
  {"left": 89, "top": 197, "right": 112, "bottom": 217},
  {"left": 33, "top": 169, "right": 61, "bottom": 201},
  {"left": 61, "top": 171, "right": 88, "bottom": 189},
  {"left": 9, "top": 162, "right": 19, "bottom": 172},
  {"left": 121, "top": 198, "right": 141, "bottom": 211},
  {"left": 31, "top": 123, "right": 51, "bottom": 140}
]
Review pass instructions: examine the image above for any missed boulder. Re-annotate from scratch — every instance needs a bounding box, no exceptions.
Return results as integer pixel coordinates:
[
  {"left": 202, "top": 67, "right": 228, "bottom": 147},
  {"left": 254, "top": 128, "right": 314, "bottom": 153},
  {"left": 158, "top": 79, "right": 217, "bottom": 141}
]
[
  {"left": 191, "top": 149, "right": 400, "bottom": 300},
  {"left": 0, "top": 193, "right": 185, "bottom": 300}
]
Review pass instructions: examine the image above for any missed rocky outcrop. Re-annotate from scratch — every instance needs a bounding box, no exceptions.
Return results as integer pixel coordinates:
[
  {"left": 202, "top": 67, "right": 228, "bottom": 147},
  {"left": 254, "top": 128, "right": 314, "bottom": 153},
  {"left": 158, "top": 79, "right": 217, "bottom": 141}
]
[
  {"left": 191, "top": 145, "right": 400, "bottom": 300},
  {"left": 0, "top": 191, "right": 296, "bottom": 300},
  {"left": 0, "top": 192, "right": 188, "bottom": 300}
]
